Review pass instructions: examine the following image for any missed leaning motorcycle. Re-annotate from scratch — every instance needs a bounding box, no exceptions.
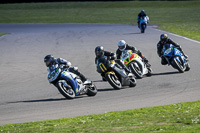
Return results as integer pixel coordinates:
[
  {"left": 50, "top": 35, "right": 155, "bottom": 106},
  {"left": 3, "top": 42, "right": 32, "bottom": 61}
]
[
  {"left": 96, "top": 56, "right": 136, "bottom": 90},
  {"left": 139, "top": 16, "right": 149, "bottom": 33},
  {"left": 47, "top": 64, "right": 97, "bottom": 99},
  {"left": 162, "top": 44, "right": 190, "bottom": 73},
  {"left": 121, "top": 50, "right": 152, "bottom": 79}
]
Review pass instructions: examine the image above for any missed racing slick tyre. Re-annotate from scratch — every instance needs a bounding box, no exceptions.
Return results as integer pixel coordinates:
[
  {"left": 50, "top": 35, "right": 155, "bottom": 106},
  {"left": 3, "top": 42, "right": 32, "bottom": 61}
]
[
  {"left": 172, "top": 57, "right": 184, "bottom": 73},
  {"left": 56, "top": 80, "right": 75, "bottom": 99},
  {"left": 185, "top": 62, "right": 190, "bottom": 71},
  {"left": 130, "top": 62, "right": 143, "bottom": 79},
  {"left": 129, "top": 78, "right": 137, "bottom": 87},
  {"left": 87, "top": 83, "right": 97, "bottom": 96},
  {"left": 105, "top": 73, "right": 122, "bottom": 90},
  {"left": 146, "top": 68, "right": 152, "bottom": 77}
]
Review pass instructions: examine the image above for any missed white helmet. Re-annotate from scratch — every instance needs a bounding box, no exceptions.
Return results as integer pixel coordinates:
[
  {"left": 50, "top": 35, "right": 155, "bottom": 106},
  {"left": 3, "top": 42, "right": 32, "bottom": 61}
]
[{"left": 118, "top": 40, "right": 126, "bottom": 51}]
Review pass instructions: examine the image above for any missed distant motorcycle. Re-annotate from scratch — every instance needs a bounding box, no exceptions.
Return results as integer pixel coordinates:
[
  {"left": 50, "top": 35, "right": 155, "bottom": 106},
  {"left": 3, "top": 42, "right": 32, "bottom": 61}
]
[
  {"left": 121, "top": 50, "right": 152, "bottom": 79},
  {"left": 96, "top": 56, "right": 136, "bottom": 89},
  {"left": 47, "top": 64, "right": 97, "bottom": 99},
  {"left": 162, "top": 44, "right": 190, "bottom": 73},
  {"left": 139, "top": 16, "right": 149, "bottom": 33}
]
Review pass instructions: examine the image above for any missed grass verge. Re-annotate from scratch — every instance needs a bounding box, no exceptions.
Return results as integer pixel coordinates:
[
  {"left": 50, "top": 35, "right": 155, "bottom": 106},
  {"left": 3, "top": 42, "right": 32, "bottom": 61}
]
[
  {"left": 0, "top": 100, "right": 200, "bottom": 132},
  {"left": 0, "top": 33, "right": 10, "bottom": 37},
  {"left": 0, "top": 1, "right": 200, "bottom": 41}
]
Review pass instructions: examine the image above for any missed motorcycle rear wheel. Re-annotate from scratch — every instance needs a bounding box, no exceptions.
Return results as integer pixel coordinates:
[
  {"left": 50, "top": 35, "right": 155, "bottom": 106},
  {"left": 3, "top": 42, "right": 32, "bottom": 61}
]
[
  {"left": 185, "top": 62, "right": 190, "bottom": 71},
  {"left": 129, "top": 78, "right": 136, "bottom": 87},
  {"left": 146, "top": 68, "right": 152, "bottom": 77},
  {"left": 105, "top": 73, "right": 122, "bottom": 90},
  {"left": 87, "top": 83, "right": 97, "bottom": 96},
  {"left": 56, "top": 80, "right": 75, "bottom": 99}
]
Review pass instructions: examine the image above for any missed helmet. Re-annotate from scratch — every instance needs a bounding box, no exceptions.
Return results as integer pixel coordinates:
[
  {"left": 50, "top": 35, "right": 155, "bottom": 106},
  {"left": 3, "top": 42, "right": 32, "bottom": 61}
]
[
  {"left": 118, "top": 40, "right": 126, "bottom": 51},
  {"left": 95, "top": 46, "right": 104, "bottom": 58},
  {"left": 44, "top": 55, "right": 55, "bottom": 67},
  {"left": 141, "top": 10, "right": 145, "bottom": 14},
  {"left": 160, "top": 34, "right": 168, "bottom": 43}
]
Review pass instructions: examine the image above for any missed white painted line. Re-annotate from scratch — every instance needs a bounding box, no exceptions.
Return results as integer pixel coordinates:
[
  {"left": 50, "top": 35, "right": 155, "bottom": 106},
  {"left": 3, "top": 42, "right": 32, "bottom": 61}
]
[{"left": 154, "top": 28, "right": 200, "bottom": 44}]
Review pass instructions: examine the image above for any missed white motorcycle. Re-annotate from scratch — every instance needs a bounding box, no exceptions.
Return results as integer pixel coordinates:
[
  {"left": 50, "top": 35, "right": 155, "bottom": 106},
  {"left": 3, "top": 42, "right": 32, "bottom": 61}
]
[{"left": 121, "top": 50, "right": 152, "bottom": 79}]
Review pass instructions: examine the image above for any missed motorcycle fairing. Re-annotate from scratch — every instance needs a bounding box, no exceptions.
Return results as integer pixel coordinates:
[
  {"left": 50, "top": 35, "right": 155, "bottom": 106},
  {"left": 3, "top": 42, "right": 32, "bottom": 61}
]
[
  {"left": 163, "top": 44, "right": 186, "bottom": 68},
  {"left": 60, "top": 71, "right": 80, "bottom": 95}
]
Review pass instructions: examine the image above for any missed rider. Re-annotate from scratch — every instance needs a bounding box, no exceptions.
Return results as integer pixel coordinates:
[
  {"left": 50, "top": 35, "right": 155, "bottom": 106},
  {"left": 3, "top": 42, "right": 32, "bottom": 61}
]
[
  {"left": 157, "top": 34, "right": 188, "bottom": 65},
  {"left": 95, "top": 46, "right": 131, "bottom": 80},
  {"left": 137, "top": 10, "right": 147, "bottom": 28},
  {"left": 116, "top": 40, "right": 151, "bottom": 67},
  {"left": 44, "top": 55, "right": 88, "bottom": 83}
]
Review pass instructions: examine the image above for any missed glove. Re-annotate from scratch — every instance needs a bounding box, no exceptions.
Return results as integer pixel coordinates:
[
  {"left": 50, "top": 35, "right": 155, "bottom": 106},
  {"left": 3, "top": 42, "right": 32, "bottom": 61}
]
[
  {"left": 137, "top": 50, "right": 142, "bottom": 56},
  {"left": 73, "top": 67, "right": 78, "bottom": 71},
  {"left": 66, "top": 62, "right": 71, "bottom": 68}
]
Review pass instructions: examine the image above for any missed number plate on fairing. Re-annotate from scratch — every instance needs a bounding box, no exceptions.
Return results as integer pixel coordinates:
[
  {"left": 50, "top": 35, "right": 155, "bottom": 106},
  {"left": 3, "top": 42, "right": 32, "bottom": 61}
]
[
  {"left": 48, "top": 68, "right": 61, "bottom": 83},
  {"left": 164, "top": 48, "right": 172, "bottom": 55}
]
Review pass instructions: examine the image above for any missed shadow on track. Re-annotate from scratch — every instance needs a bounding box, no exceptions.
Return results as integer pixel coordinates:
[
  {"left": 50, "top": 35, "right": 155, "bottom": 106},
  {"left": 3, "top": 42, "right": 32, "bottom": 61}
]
[
  {"left": 123, "top": 32, "right": 142, "bottom": 35},
  {"left": 152, "top": 71, "right": 180, "bottom": 76},
  {"left": 4, "top": 98, "right": 66, "bottom": 104},
  {"left": 93, "top": 80, "right": 116, "bottom": 92},
  {"left": 3, "top": 96, "right": 86, "bottom": 105},
  {"left": 97, "top": 88, "right": 117, "bottom": 92},
  {"left": 93, "top": 80, "right": 105, "bottom": 83}
]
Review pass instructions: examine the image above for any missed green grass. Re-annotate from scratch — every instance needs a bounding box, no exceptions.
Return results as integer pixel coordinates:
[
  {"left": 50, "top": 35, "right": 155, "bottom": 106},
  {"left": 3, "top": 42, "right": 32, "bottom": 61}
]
[
  {"left": 0, "top": 1, "right": 200, "bottom": 41},
  {"left": 0, "top": 100, "right": 200, "bottom": 132},
  {"left": 0, "top": 33, "right": 10, "bottom": 37}
]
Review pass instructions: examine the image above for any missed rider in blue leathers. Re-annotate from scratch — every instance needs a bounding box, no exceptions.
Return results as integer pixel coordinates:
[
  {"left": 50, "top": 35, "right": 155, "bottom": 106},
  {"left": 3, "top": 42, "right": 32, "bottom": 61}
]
[
  {"left": 44, "top": 55, "right": 87, "bottom": 83},
  {"left": 157, "top": 34, "right": 188, "bottom": 65},
  {"left": 137, "top": 10, "right": 147, "bottom": 28}
]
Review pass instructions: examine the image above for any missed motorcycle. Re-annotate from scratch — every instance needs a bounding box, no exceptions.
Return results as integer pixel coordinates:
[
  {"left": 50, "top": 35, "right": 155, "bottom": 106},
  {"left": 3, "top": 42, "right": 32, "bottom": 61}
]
[
  {"left": 96, "top": 56, "right": 136, "bottom": 90},
  {"left": 47, "top": 64, "right": 97, "bottom": 99},
  {"left": 139, "top": 16, "right": 149, "bottom": 33},
  {"left": 121, "top": 50, "right": 152, "bottom": 79},
  {"left": 162, "top": 43, "right": 190, "bottom": 73}
]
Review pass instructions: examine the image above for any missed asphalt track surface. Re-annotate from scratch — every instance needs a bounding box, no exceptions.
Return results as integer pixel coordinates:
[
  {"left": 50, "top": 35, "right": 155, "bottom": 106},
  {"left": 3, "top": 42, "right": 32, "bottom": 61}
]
[{"left": 0, "top": 23, "right": 200, "bottom": 125}]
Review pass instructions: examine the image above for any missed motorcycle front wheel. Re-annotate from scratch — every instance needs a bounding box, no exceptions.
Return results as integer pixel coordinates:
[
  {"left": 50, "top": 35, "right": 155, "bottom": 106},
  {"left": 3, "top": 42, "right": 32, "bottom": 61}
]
[
  {"left": 141, "top": 24, "right": 146, "bottom": 33},
  {"left": 130, "top": 62, "right": 143, "bottom": 79},
  {"left": 56, "top": 80, "right": 75, "bottom": 99},
  {"left": 172, "top": 57, "right": 184, "bottom": 73},
  {"left": 105, "top": 73, "right": 122, "bottom": 90}
]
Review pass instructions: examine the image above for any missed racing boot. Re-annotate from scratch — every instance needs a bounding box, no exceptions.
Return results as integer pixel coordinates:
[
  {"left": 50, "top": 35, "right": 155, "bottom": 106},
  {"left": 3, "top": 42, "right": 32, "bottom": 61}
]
[
  {"left": 178, "top": 48, "right": 188, "bottom": 61},
  {"left": 142, "top": 56, "right": 151, "bottom": 67},
  {"left": 79, "top": 73, "right": 92, "bottom": 85},
  {"left": 116, "top": 59, "right": 131, "bottom": 74},
  {"left": 101, "top": 73, "right": 107, "bottom": 81},
  {"left": 137, "top": 50, "right": 151, "bottom": 66},
  {"left": 70, "top": 67, "right": 88, "bottom": 84},
  {"left": 122, "top": 66, "right": 131, "bottom": 75},
  {"left": 183, "top": 54, "right": 188, "bottom": 61},
  {"left": 79, "top": 73, "right": 87, "bottom": 84}
]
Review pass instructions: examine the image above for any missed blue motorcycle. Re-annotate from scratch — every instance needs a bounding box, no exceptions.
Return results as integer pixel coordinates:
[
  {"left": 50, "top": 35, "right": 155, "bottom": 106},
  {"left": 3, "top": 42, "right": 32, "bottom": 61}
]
[
  {"left": 162, "top": 44, "right": 190, "bottom": 73},
  {"left": 139, "top": 16, "right": 149, "bottom": 33},
  {"left": 47, "top": 64, "right": 97, "bottom": 99}
]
